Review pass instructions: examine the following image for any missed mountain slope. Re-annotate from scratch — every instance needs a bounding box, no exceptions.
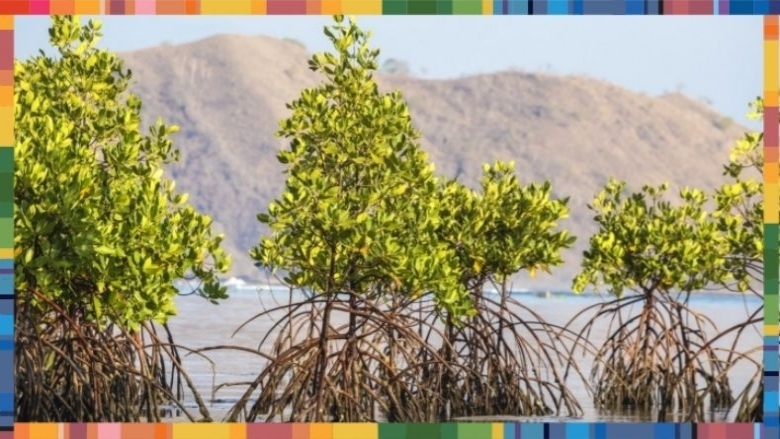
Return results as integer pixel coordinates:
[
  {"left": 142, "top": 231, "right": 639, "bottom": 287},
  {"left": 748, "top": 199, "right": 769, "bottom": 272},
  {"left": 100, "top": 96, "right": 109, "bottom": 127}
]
[{"left": 120, "top": 34, "right": 747, "bottom": 289}]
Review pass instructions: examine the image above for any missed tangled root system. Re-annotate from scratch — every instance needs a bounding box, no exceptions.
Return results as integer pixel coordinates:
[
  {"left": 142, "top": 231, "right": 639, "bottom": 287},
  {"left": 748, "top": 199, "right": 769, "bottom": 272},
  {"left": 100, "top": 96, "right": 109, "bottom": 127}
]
[
  {"left": 15, "top": 290, "right": 211, "bottom": 422},
  {"left": 563, "top": 291, "right": 735, "bottom": 421},
  {"left": 215, "top": 289, "right": 454, "bottom": 422},
  {"left": 216, "top": 287, "right": 582, "bottom": 422},
  {"left": 404, "top": 291, "right": 583, "bottom": 420},
  {"left": 707, "top": 303, "right": 763, "bottom": 422}
]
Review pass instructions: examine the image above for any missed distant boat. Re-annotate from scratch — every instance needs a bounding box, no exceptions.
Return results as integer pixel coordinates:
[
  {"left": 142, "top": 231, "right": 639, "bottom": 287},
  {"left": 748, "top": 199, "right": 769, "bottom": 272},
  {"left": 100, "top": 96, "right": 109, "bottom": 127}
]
[
  {"left": 222, "top": 277, "right": 246, "bottom": 287},
  {"left": 222, "top": 277, "right": 260, "bottom": 292}
]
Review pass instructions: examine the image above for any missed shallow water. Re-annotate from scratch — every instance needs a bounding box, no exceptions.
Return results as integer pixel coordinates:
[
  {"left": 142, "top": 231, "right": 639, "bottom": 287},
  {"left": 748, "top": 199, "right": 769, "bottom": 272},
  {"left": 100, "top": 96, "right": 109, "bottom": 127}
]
[{"left": 164, "top": 289, "right": 763, "bottom": 423}]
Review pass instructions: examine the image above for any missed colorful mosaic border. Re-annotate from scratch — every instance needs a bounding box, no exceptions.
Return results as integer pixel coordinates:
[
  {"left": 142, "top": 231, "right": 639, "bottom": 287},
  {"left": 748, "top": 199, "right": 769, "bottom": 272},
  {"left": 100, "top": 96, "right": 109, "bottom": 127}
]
[
  {"left": 0, "top": 11, "right": 13, "bottom": 438},
  {"left": 764, "top": 15, "right": 780, "bottom": 439},
  {"left": 0, "top": 1, "right": 778, "bottom": 15},
  {"left": 0, "top": 2, "right": 778, "bottom": 439},
  {"left": 0, "top": 422, "right": 771, "bottom": 439}
]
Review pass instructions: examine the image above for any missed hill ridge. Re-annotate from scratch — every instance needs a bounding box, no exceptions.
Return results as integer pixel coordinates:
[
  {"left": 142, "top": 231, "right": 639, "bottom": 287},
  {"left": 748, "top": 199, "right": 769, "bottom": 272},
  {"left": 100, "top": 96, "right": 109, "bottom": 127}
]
[{"left": 119, "top": 33, "right": 747, "bottom": 288}]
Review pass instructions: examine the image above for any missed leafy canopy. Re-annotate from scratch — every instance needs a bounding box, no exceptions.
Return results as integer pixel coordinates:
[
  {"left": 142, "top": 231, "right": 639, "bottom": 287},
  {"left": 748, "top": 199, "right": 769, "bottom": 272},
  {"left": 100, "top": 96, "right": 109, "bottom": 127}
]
[
  {"left": 573, "top": 179, "right": 731, "bottom": 297},
  {"left": 711, "top": 98, "right": 767, "bottom": 293},
  {"left": 438, "top": 161, "right": 574, "bottom": 290},
  {"left": 14, "top": 16, "right": 230, "bottom": 330},
  {"left": 251, "top": 16, "right": 472, "bottom": 317}
]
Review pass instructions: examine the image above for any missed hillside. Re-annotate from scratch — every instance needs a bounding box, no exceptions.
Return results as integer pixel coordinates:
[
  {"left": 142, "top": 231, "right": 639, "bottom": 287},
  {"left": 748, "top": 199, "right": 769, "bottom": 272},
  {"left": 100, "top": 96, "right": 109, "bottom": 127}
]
[{"left": 120, "top": 34, "right": 748, "bottom": 289}]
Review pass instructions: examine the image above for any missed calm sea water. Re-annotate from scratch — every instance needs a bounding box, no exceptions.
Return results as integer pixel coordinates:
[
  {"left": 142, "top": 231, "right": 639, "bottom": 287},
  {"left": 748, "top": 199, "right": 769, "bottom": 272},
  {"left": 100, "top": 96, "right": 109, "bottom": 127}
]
[{"left": 164, "top": 288, "right": 763, "bottom": 423}]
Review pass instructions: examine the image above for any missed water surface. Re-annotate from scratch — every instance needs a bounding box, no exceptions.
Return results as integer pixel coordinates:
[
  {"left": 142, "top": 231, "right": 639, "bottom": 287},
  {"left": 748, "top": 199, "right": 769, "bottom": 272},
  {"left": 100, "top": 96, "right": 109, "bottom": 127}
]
[{"left": 165, "top": 288, "right": 763, "bottom": 422}]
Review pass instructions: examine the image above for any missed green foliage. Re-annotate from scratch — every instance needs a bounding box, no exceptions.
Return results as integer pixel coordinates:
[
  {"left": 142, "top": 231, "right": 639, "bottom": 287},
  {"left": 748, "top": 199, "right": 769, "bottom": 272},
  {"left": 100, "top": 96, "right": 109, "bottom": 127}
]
[
  {"left": 14, "top": 16, "right": 230, "bottom": 330},
  {"left": 709, "top": 98, "right": 768, "bottom": 422},
  {"left": 439, "top": 160, "right": 574, "bottom": 289},
  {"left": 711, "top": 97, "right": 766, "bottom": 293},
  {"left": 422, "top": 160, "right": 578, "bottom": 420},
  {"left": 252, "top": 16, "right": 471, "bottom": 318},
  {"left": 573, "top": 179, "right": 731, "bottom": 297},
  {"left": 244, "top": 17, "right": 583, "bottom": 422},
  {"left": 569, "top": 176, "right": 741, "bottom": 419}
]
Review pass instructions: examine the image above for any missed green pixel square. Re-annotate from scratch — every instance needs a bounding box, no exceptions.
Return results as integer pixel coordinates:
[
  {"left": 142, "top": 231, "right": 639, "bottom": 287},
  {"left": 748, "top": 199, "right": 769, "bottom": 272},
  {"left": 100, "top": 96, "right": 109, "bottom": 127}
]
[
  {"left": 439, "top": 423, "right": 457, "bottom": 439},
  {"left": 0, "top": 202, "right": 11, "bottom": 217},
  {"left": 452, "top": 0, "right": 482, "bottom": 14},
  {"left": 409, "top": 0, "right": 437, "bottom": 14},
  {"left": 0, "top": 149, "right": 12, "bottom": 173},
  {"left": 383, "top": 0, "right": 407, "bottom": 14},
  {"left": 457, "top": 423, "right": 492, "bottom": 439},
  {"left": 0, "top": 217, "right": 12, "bottom": 247},
  {"left": 408, "top": 423, "right": 440, "bottom": 439},
  {"left": 437, "top": 0, "right": 454, "bottom": 14},
  {"left": 765, "top": 295, "right": 778, "bottom": 326},
  {"left": 765, "top": 224, "right": 779, "bottom": 249},
  {"left": 0, "top": 173, "right": 12, "bottom": 203},
  {"left": 378, "top": 423, "right": 407, "bottom": 439}
]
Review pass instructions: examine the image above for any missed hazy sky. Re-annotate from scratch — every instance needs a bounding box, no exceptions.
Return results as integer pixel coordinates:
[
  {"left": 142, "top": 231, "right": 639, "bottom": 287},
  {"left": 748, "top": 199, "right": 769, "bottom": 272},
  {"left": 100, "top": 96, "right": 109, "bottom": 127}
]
[{"left": 14, "top": 16, "right": 761, "bottom": 127}]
